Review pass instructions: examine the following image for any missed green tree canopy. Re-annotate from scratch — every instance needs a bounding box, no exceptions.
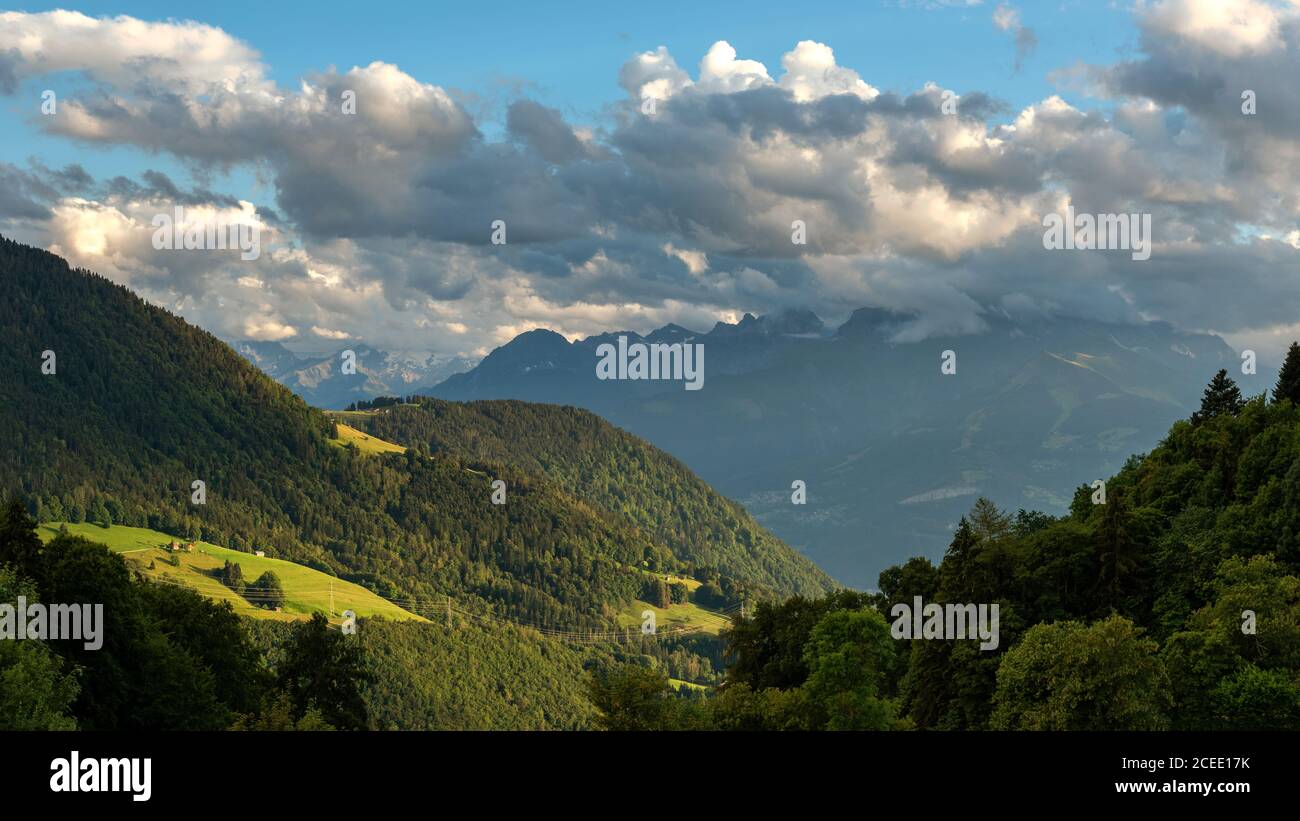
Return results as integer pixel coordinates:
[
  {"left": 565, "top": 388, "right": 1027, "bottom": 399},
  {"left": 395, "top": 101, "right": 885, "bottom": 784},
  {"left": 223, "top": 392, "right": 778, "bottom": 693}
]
[
  {"left": 278, "top": 613, "right": 371, "bottom": 730},
  {"left": 1194, "top": 369, "right": 1246, "bottom": 423},
  {"left": 801, "top": 609, "right": 897, "bottom": 730},
  {"left": 991, "top": 614, "right": 1170, "bottom": 730},
  {"left": 0, "top": 566, "right": 79, "bottom": 730},
  {"left": 250, "top": 570, "right": 286, "bottom": 610},
  {"left": 1274, "top": 341, "right": 1300, "bottom": 405}
]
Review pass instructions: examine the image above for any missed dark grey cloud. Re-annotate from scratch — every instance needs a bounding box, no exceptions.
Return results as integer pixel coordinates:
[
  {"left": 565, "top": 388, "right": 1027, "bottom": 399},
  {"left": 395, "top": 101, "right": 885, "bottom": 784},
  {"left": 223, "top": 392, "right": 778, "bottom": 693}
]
[
  {"left": 506, "top": 99, "right": 598, "bottom": 164},
  {"left": 0, "top": 164, "right": 53, "bottom": 220}
]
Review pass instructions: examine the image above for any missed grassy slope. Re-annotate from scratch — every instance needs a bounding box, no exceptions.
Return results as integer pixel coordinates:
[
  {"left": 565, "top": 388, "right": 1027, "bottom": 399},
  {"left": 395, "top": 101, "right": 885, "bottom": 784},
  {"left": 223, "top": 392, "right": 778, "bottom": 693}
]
[
  {"left": 37, "top": 523, "right": 423, "bottom": 624},
  {"left": 669, "top": 678, "right": 709, "bottom": 692},
  {"left": 615, "top": 599, "right": 731, "bottom": 634},
  {"left": 329, "top": 422, "right": 407, "bottom": 455},
  {"left": 613, "top": 569, "right": 730, "bottom": 635}
]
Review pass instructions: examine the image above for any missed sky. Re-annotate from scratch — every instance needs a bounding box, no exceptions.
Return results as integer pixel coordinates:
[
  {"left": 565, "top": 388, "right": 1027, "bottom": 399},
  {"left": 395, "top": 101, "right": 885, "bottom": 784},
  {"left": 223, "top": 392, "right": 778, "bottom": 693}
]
[{"left": 2, "top": 0, "right": 1299, "bottom": 364}]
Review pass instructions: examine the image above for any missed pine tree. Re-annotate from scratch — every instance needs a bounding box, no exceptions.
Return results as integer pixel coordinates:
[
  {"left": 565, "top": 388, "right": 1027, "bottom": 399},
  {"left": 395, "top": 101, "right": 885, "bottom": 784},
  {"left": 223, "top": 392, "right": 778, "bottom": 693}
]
[
  {"left": 1274, "top": 342, "right": 1300, "bottom": 405},
  {"left": 89, "top": 499, "right": 111, "bottom": 528},
  {"left": 278, "top": 613, "right": 371, "bottom": 730},
  {"left": 1193, "top": 369, "right": 1245, "bottom": 423},
  {"left": 969, "top": 497, "right": 1012, "bottom": 542},
  {"left": 1096, "top": 489, "right": 1135, "bottom": 609},
  {"left": 938, "top": 517, "right": 979, "bottom": 599},
  {"left": 0, "top": 496, "right": 42, "bottom": 574}
]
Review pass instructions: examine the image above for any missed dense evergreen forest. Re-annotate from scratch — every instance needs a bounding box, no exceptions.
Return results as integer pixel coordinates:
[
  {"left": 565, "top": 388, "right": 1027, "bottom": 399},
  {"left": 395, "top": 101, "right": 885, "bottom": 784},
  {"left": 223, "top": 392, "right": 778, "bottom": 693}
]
[
  {"left": 344, "top": 397, "right": 834, "bottom": 597},
  {"left": 590, "top": 360, "right": 1300, "bottom": 730},
  {"left": 0, "top": 236, "right": 826, "bottom": 640}
]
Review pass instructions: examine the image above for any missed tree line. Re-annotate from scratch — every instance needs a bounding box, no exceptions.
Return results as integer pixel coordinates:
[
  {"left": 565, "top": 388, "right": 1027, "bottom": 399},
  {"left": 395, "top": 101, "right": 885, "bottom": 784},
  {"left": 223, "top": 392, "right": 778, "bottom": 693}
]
[{"left": 588, "top": 356, "right": 1300, "bottom": 730}]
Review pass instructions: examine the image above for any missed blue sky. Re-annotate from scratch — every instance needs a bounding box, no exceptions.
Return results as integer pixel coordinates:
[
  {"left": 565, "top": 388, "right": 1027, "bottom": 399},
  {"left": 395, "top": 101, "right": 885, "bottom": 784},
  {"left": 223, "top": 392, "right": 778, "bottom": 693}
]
[{"left": 5, "top": 1, "right": 1136, "bottom": 205}]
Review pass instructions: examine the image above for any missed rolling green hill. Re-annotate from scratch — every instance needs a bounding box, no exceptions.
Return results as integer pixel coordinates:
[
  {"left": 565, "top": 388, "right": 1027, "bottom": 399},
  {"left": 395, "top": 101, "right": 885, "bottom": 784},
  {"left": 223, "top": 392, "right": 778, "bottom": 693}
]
[{"left": 35, "top": 522, "right": 422, "bottom": 623}]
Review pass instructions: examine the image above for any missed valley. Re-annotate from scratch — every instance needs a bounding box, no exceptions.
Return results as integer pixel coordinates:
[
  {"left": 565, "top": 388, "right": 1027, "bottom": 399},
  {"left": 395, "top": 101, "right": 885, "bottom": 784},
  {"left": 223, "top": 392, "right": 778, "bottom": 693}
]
[{"left": 424, "top": 310, "right": 1241, "bottom": 587}]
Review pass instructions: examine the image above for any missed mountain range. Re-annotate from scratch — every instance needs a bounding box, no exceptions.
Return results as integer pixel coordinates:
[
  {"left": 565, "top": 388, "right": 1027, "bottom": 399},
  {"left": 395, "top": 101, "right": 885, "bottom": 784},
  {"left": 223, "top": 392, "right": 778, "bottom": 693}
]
[
  {"left": 425, "top": 308, "right": 1243, "bottom": 587},
  {"left": 233, "top": 340, "right": 476, "bottom": 410}
]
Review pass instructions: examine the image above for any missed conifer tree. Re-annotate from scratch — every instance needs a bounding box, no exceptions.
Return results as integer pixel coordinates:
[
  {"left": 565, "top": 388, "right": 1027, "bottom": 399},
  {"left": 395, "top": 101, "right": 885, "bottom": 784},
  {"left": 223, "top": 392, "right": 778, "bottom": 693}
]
[
  {"left": 1274, "top": 342, "right": 1300, "bottom": 405},
  {"left": 1097, "top": 489, "right": 1135, "bottom": 608},
  {"left": 0, "top": 496, "right": 42, "bottom": 574},
  {"left": 1194, "top": 369, "right": 1245, "bottom": 423},
  {"left": 938, "top": 516, "right": 979, "bottom": 599}
]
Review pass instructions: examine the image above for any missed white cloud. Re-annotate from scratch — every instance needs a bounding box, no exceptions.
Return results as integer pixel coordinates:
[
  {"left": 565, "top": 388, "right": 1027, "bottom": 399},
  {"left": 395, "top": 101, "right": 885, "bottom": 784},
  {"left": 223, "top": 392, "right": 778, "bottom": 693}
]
[
  {"left": 6, "top": 9, "right": 1300, "bottom": 355},
  {"left": 0, "top": 10, "right": 267, "bottom": 94},
  {"left": 619, "top": 45, "right": 693, "bottom": 104},
  {"left": 662, "top": 243, "right": 709, "bottom": 275},
  {"left": 992, "top": 3, "right": 1020, "bottom": 31},
  {"left": 778, "top": 41, "right": 879, "bottom": 102},
  {"left": 1143, "top": 0, "right": 1284, "bottom": 57},
  {"left": 697, "top": 41, "right": 773, "bottom": 94},
  {"left": 243, "top": 316, "right": 297, "bottom": 340}
]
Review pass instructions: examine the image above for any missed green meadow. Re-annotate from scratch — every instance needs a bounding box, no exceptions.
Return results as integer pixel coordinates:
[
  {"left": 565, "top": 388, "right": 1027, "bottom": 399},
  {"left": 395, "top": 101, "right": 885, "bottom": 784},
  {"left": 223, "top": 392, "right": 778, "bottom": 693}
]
[
  {"left": 37, "top": 522, "right": 424, "bottom": 624},
  {"left": 329, "top": 421, "right": 408, "bottom": 455}
]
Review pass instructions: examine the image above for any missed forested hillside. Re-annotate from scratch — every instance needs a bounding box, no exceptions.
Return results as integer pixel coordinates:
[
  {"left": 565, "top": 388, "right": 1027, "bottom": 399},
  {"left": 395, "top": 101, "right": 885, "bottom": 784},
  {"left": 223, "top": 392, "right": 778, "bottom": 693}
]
[
  {"left": 0, "top": 502, "right": 604, "bottom": 730},
  {"left": 427, "top": 308, "right": 1237, "bottom": 589},
  {"left": 245, "top": 616, "right": 601, "bottom": 730},
  {"left": 0, "top": 236, "right": 824, "bottom": 635},
  {"left": 344, "top": 398, "right": 834, "bottom": 597},
  {"left": 591, "top": 364, "right": 1300, "bottom": 730}
]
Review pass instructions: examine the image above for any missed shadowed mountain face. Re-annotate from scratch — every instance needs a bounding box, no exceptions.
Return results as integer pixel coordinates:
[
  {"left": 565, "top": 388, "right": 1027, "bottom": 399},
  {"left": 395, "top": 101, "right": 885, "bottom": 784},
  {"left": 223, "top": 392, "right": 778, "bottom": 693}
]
[
  {"left": 428, "top": 308, "right": 1242, "bottom": 588},
  {"left": 233, "top": 341, "right": 475, "bottom": 410}
]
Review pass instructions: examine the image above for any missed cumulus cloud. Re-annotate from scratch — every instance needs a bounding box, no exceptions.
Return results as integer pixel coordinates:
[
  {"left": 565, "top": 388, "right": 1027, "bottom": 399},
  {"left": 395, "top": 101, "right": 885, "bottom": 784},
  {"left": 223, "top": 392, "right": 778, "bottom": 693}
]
[
  {"left": 697, "top": 41, "right": 773, "bottom": 94},
  {"left": 779, "top": 41, "right": 879, "bottom": 102},
  {"left": 0, "top": 9, "right": 266, "bottom": 95},
  {"left": 1144, "top": 0, "right": 1283, "bottom": 57},
  {"left": 2, "top": 8, "right": 1300, "bottom": 361}
]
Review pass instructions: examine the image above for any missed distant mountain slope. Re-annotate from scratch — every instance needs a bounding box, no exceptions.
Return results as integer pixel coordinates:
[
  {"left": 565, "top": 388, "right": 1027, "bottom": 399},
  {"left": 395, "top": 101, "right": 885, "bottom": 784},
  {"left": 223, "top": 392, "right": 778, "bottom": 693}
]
[
  {"left": 232, "top": 340, "right": 474, "bottom": 410},
  {"left": 344, "top": 398, "right": 835, "bottom": 596},
  {"left": 428, "top": 307, "right": 1242, "bottom": 587},
  {"left": 0, "top": 236, "right": 822, "bottom": 628}
]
